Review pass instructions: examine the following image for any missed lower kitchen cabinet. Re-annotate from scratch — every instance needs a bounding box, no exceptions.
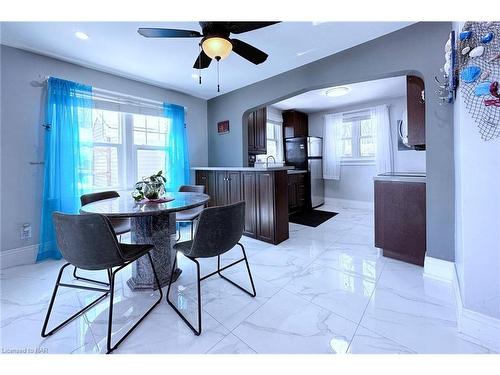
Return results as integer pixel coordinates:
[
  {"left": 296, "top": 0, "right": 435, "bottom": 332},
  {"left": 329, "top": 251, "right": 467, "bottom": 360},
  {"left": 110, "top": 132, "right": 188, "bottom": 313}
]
[
  {"left": 374, "top": 179, "right": 426, "bottom": 266},
  {"left": 195, "top": 169, "right": 289, "bottom": 245},
  {"left": 195, "top": 169, "right": 216, "bottom": 206},
  {"left": 288, "top": 172, "right": 307, "bottom": 213}
]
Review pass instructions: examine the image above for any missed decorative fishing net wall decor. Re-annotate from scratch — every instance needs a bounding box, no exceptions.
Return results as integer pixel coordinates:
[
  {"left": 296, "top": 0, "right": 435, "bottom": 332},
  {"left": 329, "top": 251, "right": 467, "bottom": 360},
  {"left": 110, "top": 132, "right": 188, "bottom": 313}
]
[{"left": 457, "top": 21, "right": 500, "bottom": 141}]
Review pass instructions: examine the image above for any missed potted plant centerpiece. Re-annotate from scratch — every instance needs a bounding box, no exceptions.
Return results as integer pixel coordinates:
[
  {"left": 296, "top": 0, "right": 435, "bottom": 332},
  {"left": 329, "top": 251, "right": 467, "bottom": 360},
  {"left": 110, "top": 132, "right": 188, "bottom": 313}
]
[{"left": 132, "top": 170, "right": 170, "bottom": 203}]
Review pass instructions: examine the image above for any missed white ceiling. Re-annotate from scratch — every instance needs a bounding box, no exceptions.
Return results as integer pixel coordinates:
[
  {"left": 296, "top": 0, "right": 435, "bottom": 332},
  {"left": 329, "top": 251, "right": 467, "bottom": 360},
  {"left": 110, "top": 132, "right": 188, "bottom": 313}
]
[
  {"left": 0, "top": 22, "right": 413, "bottom": 99},
  {"left": 272, "top": 76, "right": 407, "bottom": 113}
]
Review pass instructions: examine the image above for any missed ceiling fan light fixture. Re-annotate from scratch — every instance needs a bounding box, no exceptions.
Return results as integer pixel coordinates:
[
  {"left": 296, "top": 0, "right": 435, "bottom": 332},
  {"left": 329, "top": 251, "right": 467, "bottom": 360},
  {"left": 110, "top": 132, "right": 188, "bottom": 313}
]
[
  {"left": 201, "top": 37, "right": 233, "bottom": 60},
  {"left": 325, "top": 86, "right": 351, "bottom": 97}
]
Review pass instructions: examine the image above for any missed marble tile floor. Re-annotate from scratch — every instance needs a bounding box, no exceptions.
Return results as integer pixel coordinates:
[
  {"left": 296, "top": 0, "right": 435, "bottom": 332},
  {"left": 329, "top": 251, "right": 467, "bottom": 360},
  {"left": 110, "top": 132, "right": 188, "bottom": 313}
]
[{"left": 1, "top": 202, "right": 497, "bottom": 354}]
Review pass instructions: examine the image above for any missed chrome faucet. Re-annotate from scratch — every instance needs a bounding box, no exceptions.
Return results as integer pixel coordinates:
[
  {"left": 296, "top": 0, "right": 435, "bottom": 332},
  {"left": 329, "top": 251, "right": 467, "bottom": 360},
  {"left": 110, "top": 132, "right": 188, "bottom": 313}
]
[{"left": 265, "top": 155, "right": 276, "bottom": 168}]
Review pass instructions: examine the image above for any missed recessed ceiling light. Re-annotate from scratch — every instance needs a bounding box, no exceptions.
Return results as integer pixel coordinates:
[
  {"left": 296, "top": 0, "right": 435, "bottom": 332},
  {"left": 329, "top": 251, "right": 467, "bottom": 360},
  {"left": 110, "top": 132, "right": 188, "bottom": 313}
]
[
  {"left": 296, "top": 49, "right": 314, "bottom": 57},
  {"left": 74, "top": 31, "right": 89, "bottom": 40},
  {"left": 325, "top": 86, "right": 351, "bottom": 97}
]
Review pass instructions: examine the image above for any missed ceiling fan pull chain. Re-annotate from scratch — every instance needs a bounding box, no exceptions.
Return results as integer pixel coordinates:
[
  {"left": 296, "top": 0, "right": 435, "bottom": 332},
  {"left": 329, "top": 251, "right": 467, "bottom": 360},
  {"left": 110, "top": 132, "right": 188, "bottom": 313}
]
[
  {"left": 198, "top": 44, "right": 202, "bottom": 85},
  {"left": 216, "top": 57, "right": 221, "bottom": 93}
]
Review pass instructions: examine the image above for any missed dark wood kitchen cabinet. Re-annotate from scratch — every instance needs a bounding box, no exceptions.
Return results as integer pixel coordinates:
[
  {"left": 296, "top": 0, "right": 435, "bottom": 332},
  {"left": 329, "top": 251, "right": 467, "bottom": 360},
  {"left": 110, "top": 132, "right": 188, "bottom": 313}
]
[
  {"left": 282, "top": 110, "right": 308, "bottom": 138},
  {"left": 287, "top": 172, "right": 307, "bottom": 213},
  {"left": 195, "top": 169, "right": 289, "bottom": 245},
  {"left": 195, "top": 169, "right": 216, "bottom": 207},
  {"left": 215, "top": 171, "right": 241, "bottom": 206},
  {"left": 406, "top": 75, "right": 426, "bottom": 148},
  {"left": 241, "top": 172, "right": 258, "bottom": 237},
  {"left": 374, "top": 180, "right": 426, "bottom": 266},
  {"left": 247, "top": 107, "right": 267, "bottom": 154}
]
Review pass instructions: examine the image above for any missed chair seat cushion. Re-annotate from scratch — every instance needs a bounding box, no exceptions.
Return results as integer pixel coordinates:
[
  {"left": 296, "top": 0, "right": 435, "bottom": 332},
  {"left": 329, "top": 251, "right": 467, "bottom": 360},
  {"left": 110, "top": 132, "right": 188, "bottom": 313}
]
[
  {"left": 120, "top": 243, "right": 154, "bottom": 262},
  {"left": 173, "top": 240, "right": 194, "bottom": 256},
  {"left": 176, "top": 207, "right": 203, "bottom": 222},
  {"left": 110, "top": 218, "right": 131, "bottom": 235}
]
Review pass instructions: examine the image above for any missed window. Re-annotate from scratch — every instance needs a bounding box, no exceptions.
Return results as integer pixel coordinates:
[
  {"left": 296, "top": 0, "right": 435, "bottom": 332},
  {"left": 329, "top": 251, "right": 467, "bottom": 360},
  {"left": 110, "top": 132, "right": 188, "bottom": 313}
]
[
  {"left": 90, "top": 109, "right": 124, "bottom": 190},
  {"left": 256, "top": 121, "right": 283, "bottom": 163},
  {"left": 340, "top": 116, "right": 376, "bottom": 161},
  {"left": 88, "top": 109, "right": 170, "bottom": 191},
  {"left": 133, "top": 114, "right": 170, "bottom": 181}
]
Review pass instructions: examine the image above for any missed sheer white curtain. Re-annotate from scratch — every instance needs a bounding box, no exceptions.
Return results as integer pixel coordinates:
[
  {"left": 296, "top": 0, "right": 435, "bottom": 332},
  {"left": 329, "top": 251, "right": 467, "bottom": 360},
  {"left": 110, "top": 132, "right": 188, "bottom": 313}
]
[
  {"left": 323, "top": 113, "right": 343, "bottom": 180},
  {"left": 371, "top": 105, "right": 394, "bottom": 174}
]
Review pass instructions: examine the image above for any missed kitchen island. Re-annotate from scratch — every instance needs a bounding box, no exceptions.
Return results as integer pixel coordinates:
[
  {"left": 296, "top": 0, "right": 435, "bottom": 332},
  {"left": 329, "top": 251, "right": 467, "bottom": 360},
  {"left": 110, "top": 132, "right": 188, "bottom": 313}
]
[{"left": 192, "top": 167, "right": 292, "bottom": 244}]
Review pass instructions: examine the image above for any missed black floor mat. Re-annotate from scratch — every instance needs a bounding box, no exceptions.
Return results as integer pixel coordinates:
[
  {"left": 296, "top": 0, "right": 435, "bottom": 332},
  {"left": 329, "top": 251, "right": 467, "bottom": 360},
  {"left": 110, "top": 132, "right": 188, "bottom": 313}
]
[{"left": 289, "top": 210, "right": 338, "bottom": 227}]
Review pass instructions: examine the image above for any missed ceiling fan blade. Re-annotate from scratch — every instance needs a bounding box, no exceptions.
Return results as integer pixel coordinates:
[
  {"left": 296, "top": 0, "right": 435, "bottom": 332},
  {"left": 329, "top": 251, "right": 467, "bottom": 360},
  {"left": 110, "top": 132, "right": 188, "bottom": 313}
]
[
  {"left": 138, "top": 28, "right": 202, "bottom": 38},
  {"left": 192, "top": 50, "right": 212, "bottom": 69},
  {"left": 231, "top": 39, "right": 269, "bottom": 65},
  {"left": 228, "top": 22, "right": 280, "bottom": 34}
]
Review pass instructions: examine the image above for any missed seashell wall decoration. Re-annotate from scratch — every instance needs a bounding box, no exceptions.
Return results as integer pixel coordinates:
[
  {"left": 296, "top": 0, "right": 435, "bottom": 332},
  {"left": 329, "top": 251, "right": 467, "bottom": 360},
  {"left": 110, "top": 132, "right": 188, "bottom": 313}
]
[{"left": 458, "top": 21, "right": 500, "bottom": 141}]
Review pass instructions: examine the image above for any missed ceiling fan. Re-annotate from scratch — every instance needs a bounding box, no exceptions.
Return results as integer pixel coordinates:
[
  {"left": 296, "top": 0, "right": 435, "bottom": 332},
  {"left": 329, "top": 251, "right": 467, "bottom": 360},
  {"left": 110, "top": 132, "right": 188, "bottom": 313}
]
[{"left": 137, "top": 22, "right": 280, "bottom": 69}]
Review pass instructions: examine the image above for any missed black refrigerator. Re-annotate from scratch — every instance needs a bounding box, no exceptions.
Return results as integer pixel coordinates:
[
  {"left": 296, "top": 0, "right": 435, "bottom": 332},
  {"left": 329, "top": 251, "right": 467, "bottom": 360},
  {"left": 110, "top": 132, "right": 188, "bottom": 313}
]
[{"left": 285, "top": 136, "right": 324, "bottom": 208}]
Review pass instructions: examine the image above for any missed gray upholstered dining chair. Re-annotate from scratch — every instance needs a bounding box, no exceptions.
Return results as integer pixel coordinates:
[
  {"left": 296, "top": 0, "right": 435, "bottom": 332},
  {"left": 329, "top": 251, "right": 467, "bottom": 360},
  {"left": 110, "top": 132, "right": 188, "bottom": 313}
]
[
  {"left": 42, "top": 212, "right": 162, "bottom": 354},
  {"left": 166, "top": 201, "right": 256, "bottom": 335},
  {"left": 78, "top": 191, "right": 131, "bottom": 286},
  {"left": 176, "top": 185, "right": 205, "bottom": 241},
  {"left": 80, "top": 191, "right": 131, "bottom": 236}
]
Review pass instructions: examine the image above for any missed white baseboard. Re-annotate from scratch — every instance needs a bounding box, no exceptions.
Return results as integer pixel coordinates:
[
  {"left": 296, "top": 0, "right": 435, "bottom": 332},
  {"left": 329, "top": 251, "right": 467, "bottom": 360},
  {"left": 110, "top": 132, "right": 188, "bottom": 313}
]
[
  {"left": 324, "top": 198, "right": 373, "bottom": 210},
  {"left": 423, "top": 256, "right": 455, "bottom": 283},
  {"left": 0, "top": 244, "right": 38, "bottom": 269},
  {"left": 451, "top": 263, "right": 500, "bottom": 352}
]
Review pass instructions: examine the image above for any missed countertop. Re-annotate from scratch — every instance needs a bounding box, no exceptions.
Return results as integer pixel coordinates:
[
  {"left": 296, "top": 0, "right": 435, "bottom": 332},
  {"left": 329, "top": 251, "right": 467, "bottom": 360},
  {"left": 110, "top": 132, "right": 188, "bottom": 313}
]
[
  {"left": 374, "top": 172, "right": 426, "bottom": 183},
  {"left": 192, "top": 166, "right": 295, "bottom": 172},
  {"left": 287, "top": 169, "right": 308, "bottom": 174}
]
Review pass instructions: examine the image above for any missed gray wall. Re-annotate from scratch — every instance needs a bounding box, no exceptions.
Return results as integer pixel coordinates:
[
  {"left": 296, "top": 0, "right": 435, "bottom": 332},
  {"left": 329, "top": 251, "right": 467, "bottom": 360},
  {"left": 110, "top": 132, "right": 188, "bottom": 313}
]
[
  {"left": 453, "top": 24, "right": 500, "bottom": 322},
  {"left": 0, "top": 45, "right": 208, "bottom": 253},
  {"left": 308, "top": 96, "right": 426, "bottom": 202},
  {"left": 207, "top": 22, "right": 454, "bottom": 261}
]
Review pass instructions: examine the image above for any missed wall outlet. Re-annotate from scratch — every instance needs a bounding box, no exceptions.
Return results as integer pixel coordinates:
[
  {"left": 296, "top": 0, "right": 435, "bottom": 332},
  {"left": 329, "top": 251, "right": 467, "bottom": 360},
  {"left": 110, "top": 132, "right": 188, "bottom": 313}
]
[{"left": 21, "top": 223, "right": 32, "bottom": 240}]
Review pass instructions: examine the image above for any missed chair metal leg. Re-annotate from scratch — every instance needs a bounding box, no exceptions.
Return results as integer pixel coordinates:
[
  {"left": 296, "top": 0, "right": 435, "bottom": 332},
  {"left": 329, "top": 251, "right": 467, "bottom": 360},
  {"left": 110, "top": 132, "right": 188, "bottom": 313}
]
[
  {"left": 41, "top": 263, "right": 110, "bottom": 338},
  {"left": 217, "top": 243, "right": 256, "bottom": 297},
  {"left": 106, "top": 252, "right": 163, "bottom": 354},
  {"left": 176, "top": 224, "right": 181, "bottom": 242},
  {"left": 166, "top": 253, "right": 202, "bottom": 335},
  {"left": 73, "top": 266, "right": 111, "bottom": 287}
]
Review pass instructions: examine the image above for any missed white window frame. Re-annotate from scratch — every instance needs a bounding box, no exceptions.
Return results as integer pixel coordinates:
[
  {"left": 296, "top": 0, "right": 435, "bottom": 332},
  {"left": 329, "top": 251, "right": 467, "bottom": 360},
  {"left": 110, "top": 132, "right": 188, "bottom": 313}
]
[
  {"left": 340, "top": 117, "right": 375, "bottom": 166},
  {"left": 256, "top": 120, "right": 284, "bottom": 163},
  {"left": 90, "top": 110, "right": 127, "bottom": 192},
  {"left": 128, "top": 113, "right": 170, "bottom": 188}
]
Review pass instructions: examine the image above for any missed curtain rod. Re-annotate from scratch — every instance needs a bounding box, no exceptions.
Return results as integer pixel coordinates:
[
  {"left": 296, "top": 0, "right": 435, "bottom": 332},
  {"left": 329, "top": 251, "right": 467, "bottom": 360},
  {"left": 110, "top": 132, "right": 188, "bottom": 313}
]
[
  {"left": 324, "top": 104, "right": 391, "bottom": 117},
  {"left": 36, "top": 75, "right": 187, "bottom": 112}
]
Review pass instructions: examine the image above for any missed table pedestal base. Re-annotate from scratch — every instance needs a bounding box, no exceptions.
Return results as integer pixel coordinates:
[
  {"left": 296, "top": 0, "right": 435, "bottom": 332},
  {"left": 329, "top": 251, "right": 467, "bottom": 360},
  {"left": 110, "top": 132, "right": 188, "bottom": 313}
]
[{"left": 127, "top": 212, "right": 180, "bottom": 290}]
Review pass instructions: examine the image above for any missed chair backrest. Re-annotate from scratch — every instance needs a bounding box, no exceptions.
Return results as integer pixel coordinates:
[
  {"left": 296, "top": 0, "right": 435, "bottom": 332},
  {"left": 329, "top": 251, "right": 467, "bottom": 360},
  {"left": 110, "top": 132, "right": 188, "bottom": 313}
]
[
  {"left": 187, "top": 201, "right": 245, "bottom": 258},
  {"left": 52, "top": 212, "right": 125, "bottom": 270},
  {"left": 80, "top": 191, "right": 120, "bottom": 206},
  {"left": 178, "top": 185, "right": 205, "bottom": 193}
]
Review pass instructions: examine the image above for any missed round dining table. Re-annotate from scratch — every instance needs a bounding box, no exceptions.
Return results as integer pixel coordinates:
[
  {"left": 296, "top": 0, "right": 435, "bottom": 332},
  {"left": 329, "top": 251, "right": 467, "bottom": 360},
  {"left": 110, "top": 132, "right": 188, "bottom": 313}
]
[{"left": 80, "top": 191, "right": 210, "bottom": 290}]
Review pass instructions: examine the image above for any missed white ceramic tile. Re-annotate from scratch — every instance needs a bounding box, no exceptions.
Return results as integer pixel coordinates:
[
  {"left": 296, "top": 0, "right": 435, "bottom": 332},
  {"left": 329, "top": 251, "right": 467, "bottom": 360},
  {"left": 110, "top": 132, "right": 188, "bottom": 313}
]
[
  {"left": 243, "top": 249, "right": 314, "bottom": 288},
  {"left": 315, "top": 243, "right": 386, "bottom": 281},
  {"left": 347, "top": 326, "right": 416, "bottom": 354},
  {"left": 378, "top": 259, "right": 455, "bottom": 306},
  {"left": 200, "top": 271, "right": 280, "bottom": 331},
  {"left": 2, "top": 205, "right": 498, "bottom": 354},
  {"left": 360, "top": 286, "right": 493, "bottom": 354},
  {"left": 285, "top": 262, "right": 375, "bottom": 322},
  {"left": 86, "top": 290, "right": 228, "bottom": 354},
  {"left": 233, "top": 289, "right": 357, "bottom": 354},
  {"left": 207, "top": 333, "right": 256, "bottom": 354}
]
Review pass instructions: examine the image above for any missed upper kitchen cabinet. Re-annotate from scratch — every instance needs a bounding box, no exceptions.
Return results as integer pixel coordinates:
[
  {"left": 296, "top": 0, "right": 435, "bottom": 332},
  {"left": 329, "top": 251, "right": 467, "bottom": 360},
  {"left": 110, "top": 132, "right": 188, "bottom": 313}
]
[
  {"left": 406, "top": 75, "right": 426, "bottom": 149},
  {"left": 282, "top": 110, "right": 308, "bottom": 138},
  {"left": 247, "top": 107, "right": 267, "bottom": 154}
]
